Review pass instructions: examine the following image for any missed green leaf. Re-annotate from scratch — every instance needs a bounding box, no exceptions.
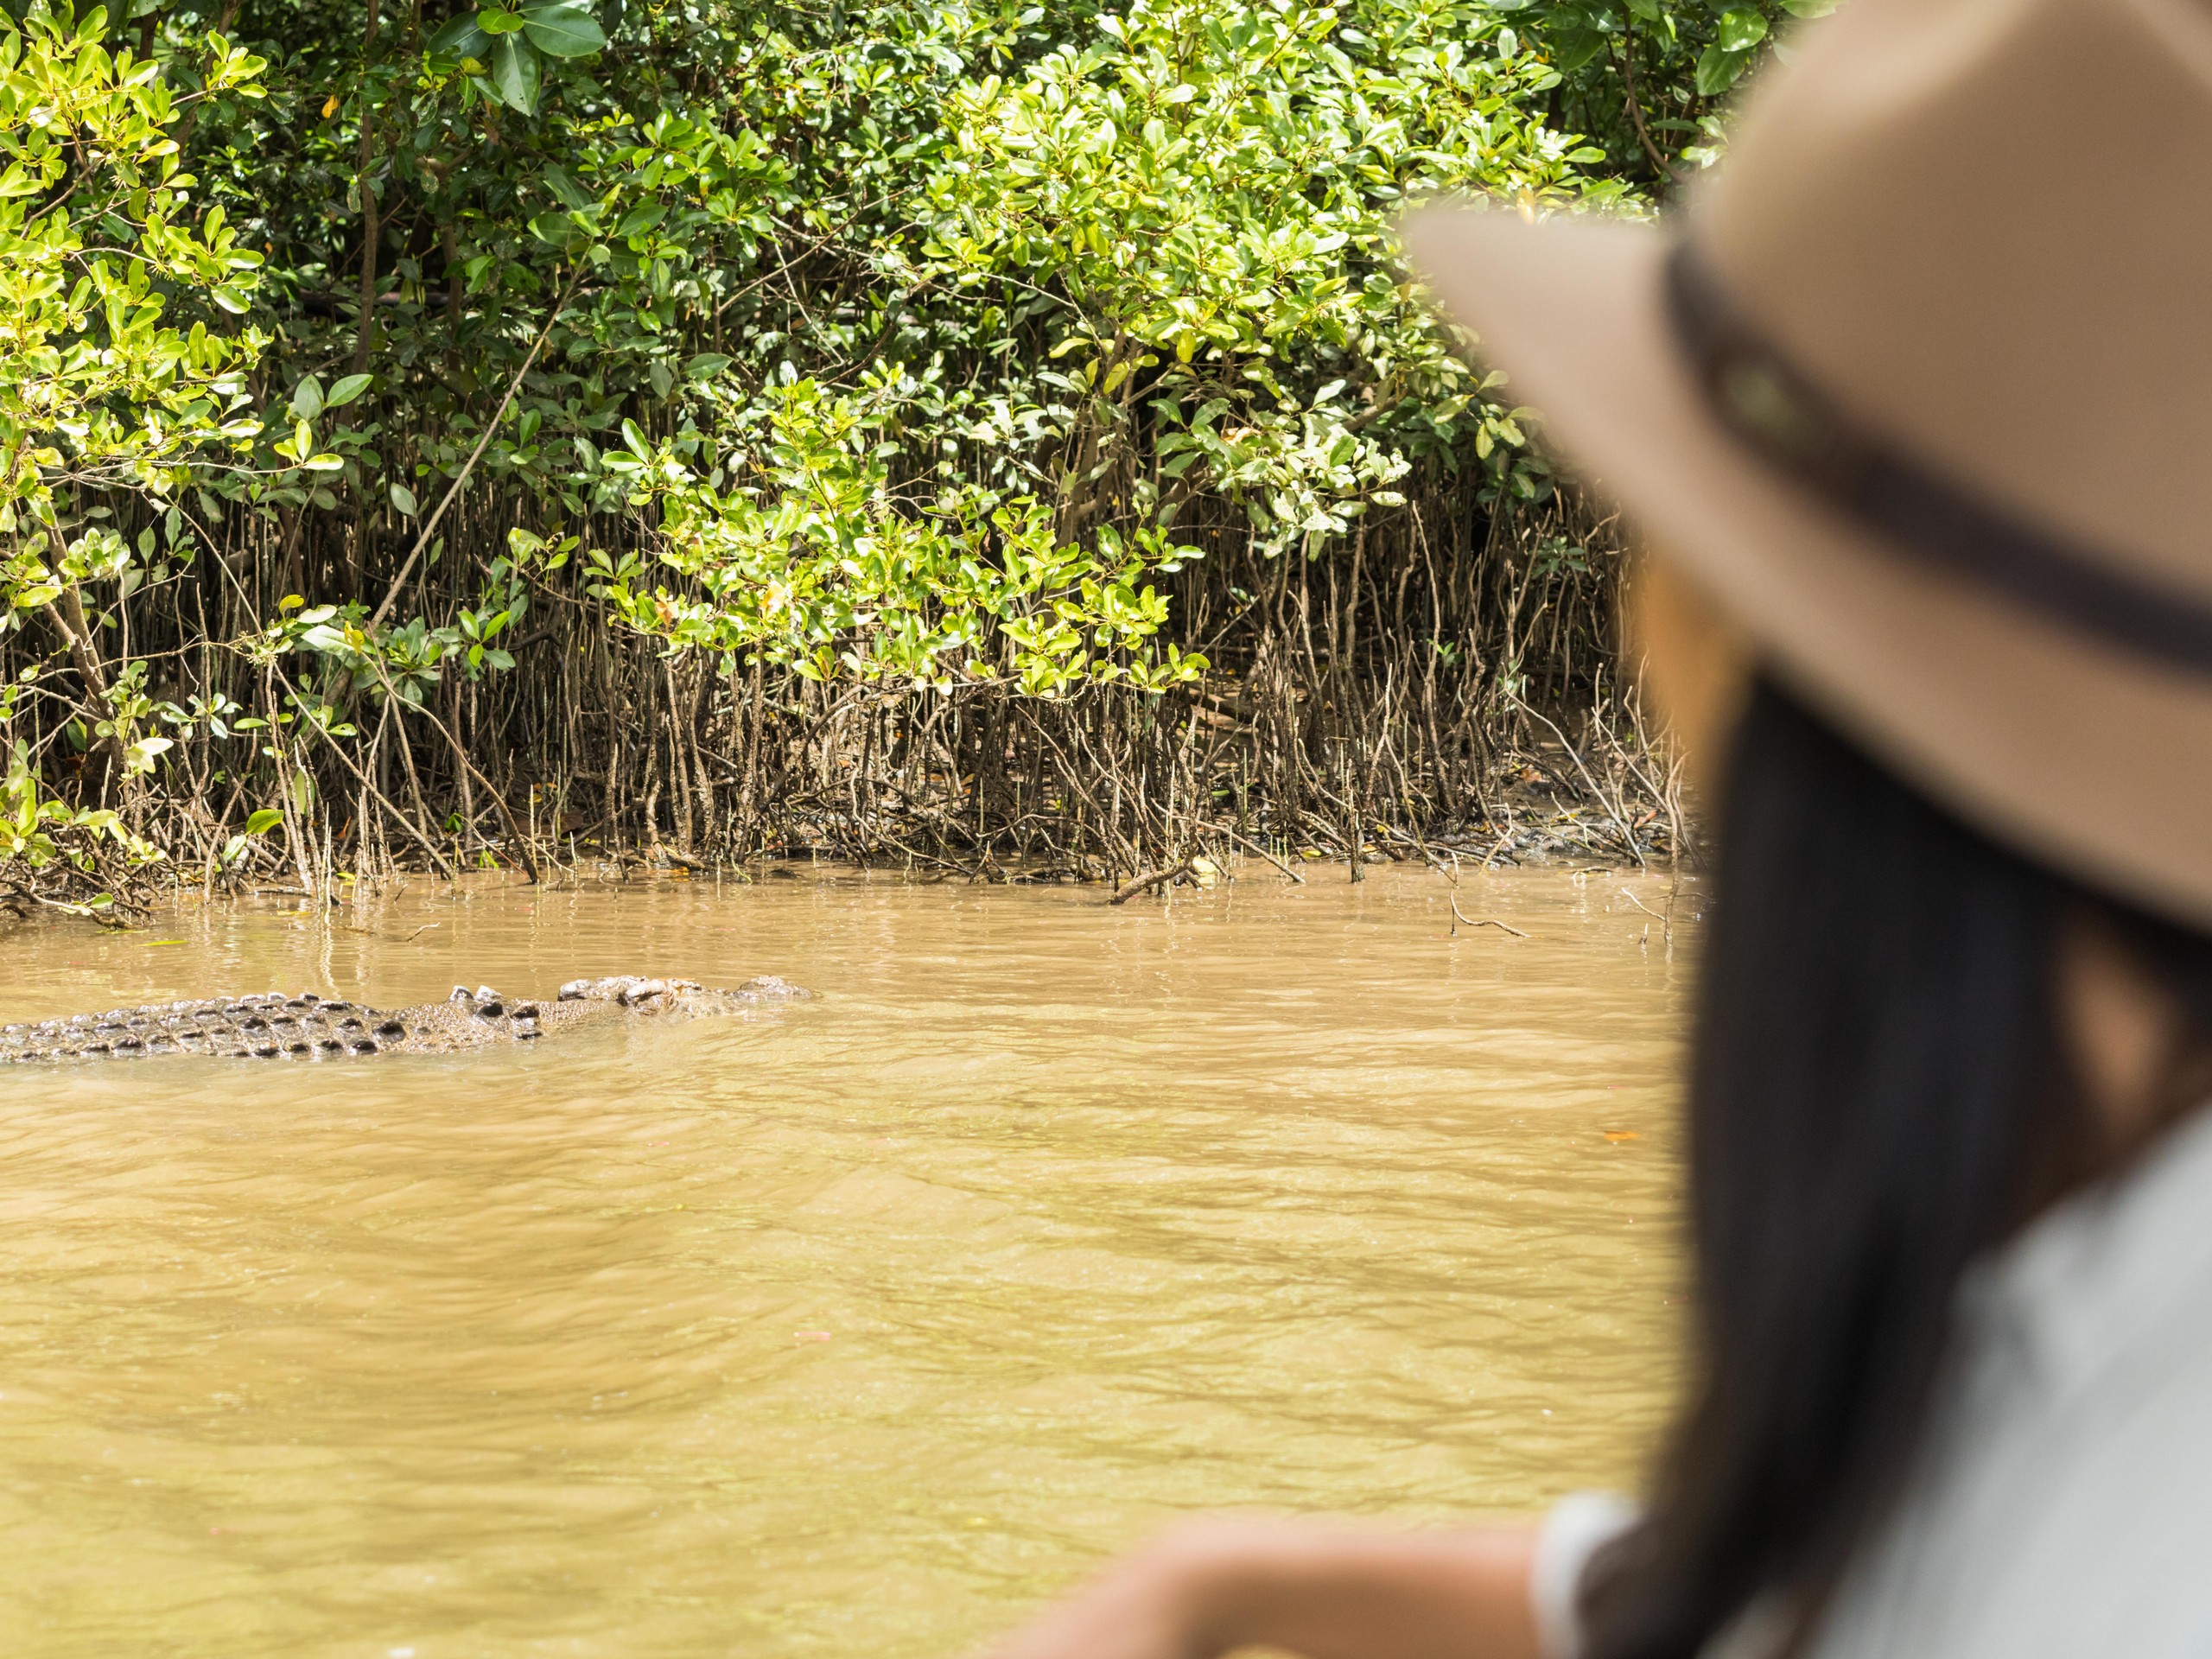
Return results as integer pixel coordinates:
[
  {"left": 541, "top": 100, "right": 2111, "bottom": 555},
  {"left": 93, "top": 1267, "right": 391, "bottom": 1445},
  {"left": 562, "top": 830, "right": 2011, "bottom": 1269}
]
[
  {"left": 477, "top": 6, "right": 527, "bottom": 33},
  {"left": 426, "top": 11, "right": 493, "bottom": 58},
  {"left": 289, "top": 376, "right": 324, "bottom": 421},
  {"left": 1777, "top": 0, "right": 1838, "bottom": 14},
  {"left": 324, "top": 372, "right": 374, "bottom": 408},
  {"left": 520, "top": 1, "right": 607, "bottom": 58},
  {"left": 1715, "top": 6, "right": 1769, "bottom": 52},
  {"left": 124, "top": 733, "right": 173, "bottom": 767},
  {"left": 542, "top": 164, "right": 593, "bottom": 209},
  {"left": 528, "top": 211, "right": 588, "bottom": 251},
  {"left": 615, "top": 200, "right": 666, "bottom": 239},
  {"left": 490, "top": 33, "right": 541, "bottom": 112},
  {"left": 1694, "top": 41, "right": 1753, "bottom": 95},
  {"left": 683, "top": 352, "right": 732, "bottom": 379},
  {"left": 243, "top": 808, "right": 284, "bottom": 836},
  {"left": 1547, "top": 22, "right": 1608, "bottom": 74},
  {"left": 391, "top": 482, "right": 420, "bottom": 516}
]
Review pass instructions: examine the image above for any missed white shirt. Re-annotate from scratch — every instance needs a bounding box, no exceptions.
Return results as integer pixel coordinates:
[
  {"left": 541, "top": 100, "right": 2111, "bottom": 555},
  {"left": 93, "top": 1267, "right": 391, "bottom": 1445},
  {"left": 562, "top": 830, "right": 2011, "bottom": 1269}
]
[{"left": 1534, "top": 1103, "right": 2212, "bottom": 1659}]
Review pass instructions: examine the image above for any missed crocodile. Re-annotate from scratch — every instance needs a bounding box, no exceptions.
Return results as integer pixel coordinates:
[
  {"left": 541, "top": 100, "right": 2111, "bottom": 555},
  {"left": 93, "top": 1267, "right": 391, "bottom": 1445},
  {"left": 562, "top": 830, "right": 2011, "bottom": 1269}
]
[{"left": 0, "top": 975, "right": 807, "bottom": 1065}]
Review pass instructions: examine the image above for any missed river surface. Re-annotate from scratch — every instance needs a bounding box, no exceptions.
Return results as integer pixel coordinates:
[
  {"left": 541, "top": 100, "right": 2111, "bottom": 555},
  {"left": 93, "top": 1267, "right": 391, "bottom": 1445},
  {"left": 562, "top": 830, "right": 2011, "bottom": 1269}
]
[{"left": 0, "top": 865, "right": 1692, "bottom": 1656}]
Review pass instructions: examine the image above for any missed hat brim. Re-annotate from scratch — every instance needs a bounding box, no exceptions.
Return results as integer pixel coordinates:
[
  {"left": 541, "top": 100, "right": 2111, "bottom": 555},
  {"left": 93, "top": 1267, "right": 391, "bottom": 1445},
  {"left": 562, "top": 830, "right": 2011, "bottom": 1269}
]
[{"left": 1401, "top": 200, "right": 2212, "bottom": 929}]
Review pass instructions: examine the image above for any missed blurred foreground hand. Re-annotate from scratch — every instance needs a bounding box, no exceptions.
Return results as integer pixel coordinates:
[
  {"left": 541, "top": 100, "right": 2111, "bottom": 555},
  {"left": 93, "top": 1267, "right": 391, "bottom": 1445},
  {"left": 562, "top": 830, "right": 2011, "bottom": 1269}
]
[{"left": 978, "top": 1518, "right": 1541, "bottom": 1659}]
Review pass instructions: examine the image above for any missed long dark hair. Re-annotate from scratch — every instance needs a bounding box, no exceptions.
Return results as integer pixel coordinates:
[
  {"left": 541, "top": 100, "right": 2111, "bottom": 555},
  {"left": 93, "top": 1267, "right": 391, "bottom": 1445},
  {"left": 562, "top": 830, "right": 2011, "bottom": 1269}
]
[{"left": 1580, "top": 677, "right": 2212, "bottom": 1659}]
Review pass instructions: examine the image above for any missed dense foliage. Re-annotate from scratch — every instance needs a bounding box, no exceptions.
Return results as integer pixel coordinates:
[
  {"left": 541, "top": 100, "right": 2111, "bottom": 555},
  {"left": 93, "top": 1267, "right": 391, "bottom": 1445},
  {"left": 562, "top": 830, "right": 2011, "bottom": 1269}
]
[{"left": 0, "top": 0, "right": 1812, "bottom": 912}]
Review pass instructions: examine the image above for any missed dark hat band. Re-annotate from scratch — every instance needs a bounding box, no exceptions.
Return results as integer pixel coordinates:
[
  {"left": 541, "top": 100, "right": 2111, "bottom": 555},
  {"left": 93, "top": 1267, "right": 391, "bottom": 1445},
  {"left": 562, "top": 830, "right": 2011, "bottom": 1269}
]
[{"left": 1665, "top": 239, "right": 2212, "bottom": 674}]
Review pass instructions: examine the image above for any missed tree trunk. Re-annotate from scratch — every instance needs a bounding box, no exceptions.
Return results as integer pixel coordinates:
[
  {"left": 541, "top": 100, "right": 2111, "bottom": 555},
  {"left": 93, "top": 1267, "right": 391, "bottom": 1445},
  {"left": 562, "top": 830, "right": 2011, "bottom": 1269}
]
[{"left": 352, "top": 0, "right": 383, "bottom": 379}]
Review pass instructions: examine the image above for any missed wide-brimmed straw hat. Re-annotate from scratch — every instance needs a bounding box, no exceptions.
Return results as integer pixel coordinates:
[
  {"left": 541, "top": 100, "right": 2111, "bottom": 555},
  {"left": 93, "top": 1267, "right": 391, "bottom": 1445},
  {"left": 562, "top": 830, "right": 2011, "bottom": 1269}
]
[{"left": 1402, "top": 0, "right": 2212, "bottom": 926}]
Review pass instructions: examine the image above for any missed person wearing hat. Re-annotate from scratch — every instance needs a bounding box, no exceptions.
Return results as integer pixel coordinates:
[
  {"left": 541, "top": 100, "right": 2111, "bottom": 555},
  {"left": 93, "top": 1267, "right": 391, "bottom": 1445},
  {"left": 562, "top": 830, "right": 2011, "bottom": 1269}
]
[{"left": 976, "top": 0, "right": 2212, "bottom": 1656}]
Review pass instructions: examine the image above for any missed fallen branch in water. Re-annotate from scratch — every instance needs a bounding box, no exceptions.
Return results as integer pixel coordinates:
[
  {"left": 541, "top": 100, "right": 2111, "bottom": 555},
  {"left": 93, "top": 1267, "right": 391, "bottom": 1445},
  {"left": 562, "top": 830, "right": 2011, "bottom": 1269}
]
[
  {"left": 1618, "top": 885, "right": 1672, "bottom": 944},
  {"left": 1450, "top": 894, "right": 1529, "bottom": 938},
  {"left": 1109, "top": 856, "right": 1196, "bottom": 905},
  {"left": 338, "top": 919, "right": 442, "bottom": 942}
]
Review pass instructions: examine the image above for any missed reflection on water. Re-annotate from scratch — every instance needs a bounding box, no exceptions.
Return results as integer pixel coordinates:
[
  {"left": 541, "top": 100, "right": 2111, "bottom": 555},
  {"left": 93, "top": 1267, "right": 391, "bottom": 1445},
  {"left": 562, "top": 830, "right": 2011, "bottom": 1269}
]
[{"left": 0, "top": 865, "right": 1689, "bottom": 1656}]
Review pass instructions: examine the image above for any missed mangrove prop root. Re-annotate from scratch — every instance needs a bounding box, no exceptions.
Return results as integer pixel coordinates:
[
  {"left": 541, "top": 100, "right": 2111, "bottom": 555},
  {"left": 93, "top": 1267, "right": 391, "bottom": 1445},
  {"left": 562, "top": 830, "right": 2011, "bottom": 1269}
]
[{"left": 0, "top": 490, "right": 1688, "bottom": 916}]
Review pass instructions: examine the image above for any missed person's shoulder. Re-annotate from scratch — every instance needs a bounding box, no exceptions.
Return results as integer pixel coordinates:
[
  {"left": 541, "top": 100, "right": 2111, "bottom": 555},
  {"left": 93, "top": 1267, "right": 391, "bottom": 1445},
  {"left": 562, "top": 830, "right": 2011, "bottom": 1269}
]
[{"left": 1939, "top": 1350, "right": 2212, "bottom": 1658}]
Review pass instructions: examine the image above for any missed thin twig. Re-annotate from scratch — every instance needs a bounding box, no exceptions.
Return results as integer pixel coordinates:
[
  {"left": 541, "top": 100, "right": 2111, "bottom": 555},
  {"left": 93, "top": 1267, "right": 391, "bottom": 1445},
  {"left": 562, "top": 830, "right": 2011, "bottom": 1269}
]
[
  {"left": 1192, "top": 817, "right": 1304, "bottom": 882},
  {"left": 1618, "top": 885, "right": 1672, "bottom": 944},
  {"left": 367, "top": 658, "right": 541, "bottom": 883},
  {"left": 268, "top": 660, "right": 458, "bottom": 880},
  {"left": 1514, "top": 696, "right": 1647, "bottom": 868},
  {"left": 1449, "top": 894, "right": 1529, "bottom": 938},
  {"left": 368, "top": 269, "right": 582, "bottom": 632},
  {"left": 1617, "top": 25, "right": 1687, "bottom": 186}
]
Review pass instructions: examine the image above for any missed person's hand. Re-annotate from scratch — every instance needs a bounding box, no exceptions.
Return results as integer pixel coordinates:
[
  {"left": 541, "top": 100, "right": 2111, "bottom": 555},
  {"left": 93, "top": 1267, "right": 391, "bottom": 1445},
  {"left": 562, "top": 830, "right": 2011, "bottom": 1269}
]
[
  {"left": 979, "top": 1523, "right": 1236, "bottom": 1659},
  {"left": 976, "top": 1517, "right": 1541, "bottom": 1659}
]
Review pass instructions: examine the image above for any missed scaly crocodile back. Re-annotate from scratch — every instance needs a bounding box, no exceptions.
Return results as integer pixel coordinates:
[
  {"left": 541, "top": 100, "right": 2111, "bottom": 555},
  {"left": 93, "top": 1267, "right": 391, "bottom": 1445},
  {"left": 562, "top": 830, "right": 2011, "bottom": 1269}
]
[{"left": 0, "top": 975, "right": 807, "bottom": 1064}]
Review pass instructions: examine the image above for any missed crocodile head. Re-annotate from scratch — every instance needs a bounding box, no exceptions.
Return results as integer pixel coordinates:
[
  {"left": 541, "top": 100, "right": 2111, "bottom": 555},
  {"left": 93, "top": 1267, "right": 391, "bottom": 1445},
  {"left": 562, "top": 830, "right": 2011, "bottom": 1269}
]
[{"left": 555, "top": 974, "right": 810, "bottom": 1013}]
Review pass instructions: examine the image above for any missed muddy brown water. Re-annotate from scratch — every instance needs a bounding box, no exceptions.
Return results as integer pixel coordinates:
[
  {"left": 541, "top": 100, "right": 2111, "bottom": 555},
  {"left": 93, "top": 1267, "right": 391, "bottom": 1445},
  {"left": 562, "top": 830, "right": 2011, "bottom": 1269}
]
[{"left": 0, "top": 865, "right": 1692, "bottom": 1656}]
